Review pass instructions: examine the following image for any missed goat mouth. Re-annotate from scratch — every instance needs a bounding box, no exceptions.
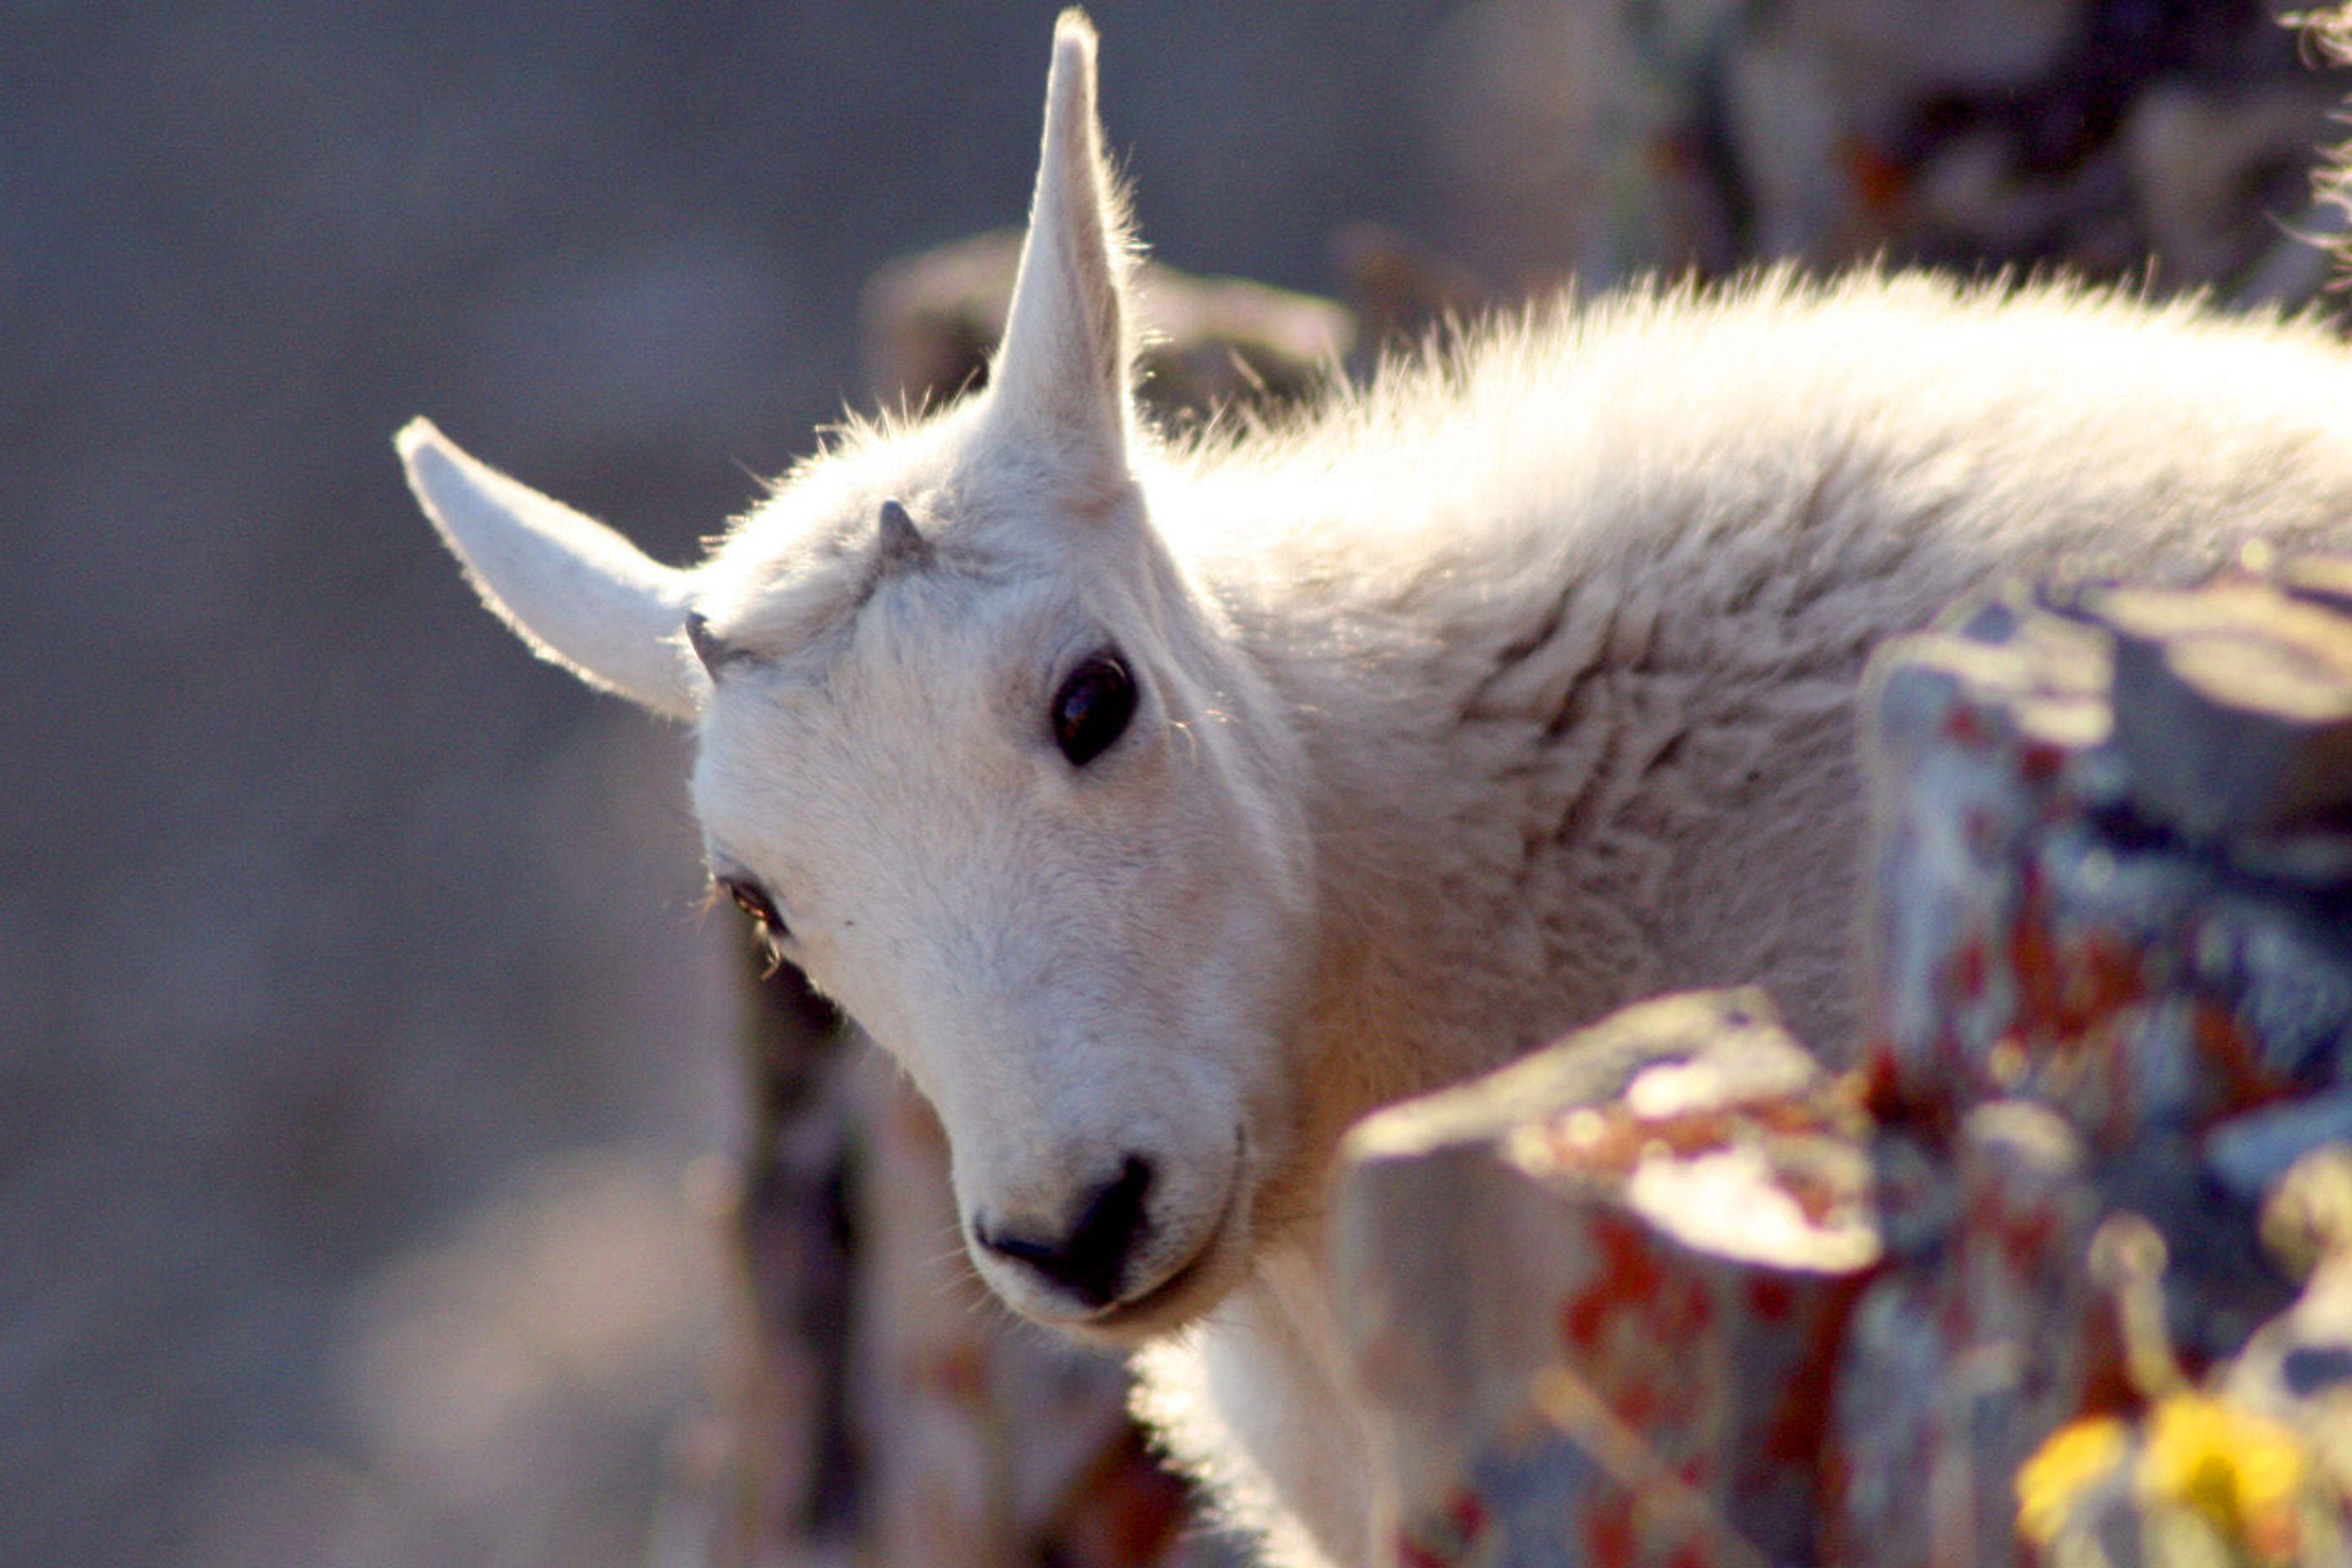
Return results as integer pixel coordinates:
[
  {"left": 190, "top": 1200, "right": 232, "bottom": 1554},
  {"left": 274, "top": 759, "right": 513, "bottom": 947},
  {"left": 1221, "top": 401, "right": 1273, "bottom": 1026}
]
[
  {"left": 1084, "top": 1222, "right": 1226, "bottom": 1335},
  {"left": 1065, "top": 1136, "right": 1249, "bottom": 1341}
]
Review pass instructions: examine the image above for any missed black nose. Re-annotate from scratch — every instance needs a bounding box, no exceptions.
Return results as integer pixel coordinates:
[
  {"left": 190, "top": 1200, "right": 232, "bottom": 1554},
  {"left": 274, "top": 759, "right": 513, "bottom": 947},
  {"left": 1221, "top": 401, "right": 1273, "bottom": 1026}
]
[{"left": 976, "top": 1155, "right": 1155, "bottom": 1309}]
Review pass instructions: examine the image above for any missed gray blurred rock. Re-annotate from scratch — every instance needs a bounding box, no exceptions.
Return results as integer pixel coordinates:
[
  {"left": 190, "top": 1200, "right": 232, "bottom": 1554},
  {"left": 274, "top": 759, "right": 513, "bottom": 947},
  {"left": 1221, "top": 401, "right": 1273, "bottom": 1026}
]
[
  {"left": 2126, "top": 84, "right": 2340, "bottom": 288},
  {"left": 2094, "top": 579, "right": 2352, "bottom": 839},
  {"left": 861, "top": 230, "right": 1354, "bottom": 422},
  {"left": 1420, "top": 0, "right": 1741, "bottom": 287},
  {"left": 2207, "top": 1093, "right": 2352, "bottom": 1204},
  {"left": 1779, "top": 0, "right": 2088, "bottom": 97},
  {"left": 1832, "top": 1100, "right": 2100, "bottom": 1568}
]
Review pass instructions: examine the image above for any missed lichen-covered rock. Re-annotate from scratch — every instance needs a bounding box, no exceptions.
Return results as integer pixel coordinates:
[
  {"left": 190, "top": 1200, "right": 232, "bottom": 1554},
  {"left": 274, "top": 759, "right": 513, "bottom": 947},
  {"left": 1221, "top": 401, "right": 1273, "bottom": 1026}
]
[
  {"left": 1336, "top": 990, "right": 1875, "bottom": 1568},
  {"left": 1862, "top": 576, "right": 2352, "bottom": 1145},
  {"left": 2096, "top": 579, "right": 2352, "bottom": 840},
  {"left": 1332, "top": 562, "right": 2352, "bottom": 1568},
  {"left": 1858, "top": 566, "right": 2352, "bottom": 1567},
  {"left": 1829, "top": 1101, "right": 2101, "bottom": 1568}
]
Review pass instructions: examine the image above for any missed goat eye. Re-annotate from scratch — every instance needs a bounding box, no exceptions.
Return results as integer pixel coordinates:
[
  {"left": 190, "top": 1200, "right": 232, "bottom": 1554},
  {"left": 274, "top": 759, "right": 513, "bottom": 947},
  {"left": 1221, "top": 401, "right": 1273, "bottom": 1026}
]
[
  {"left": 720, "top": 878, "right": 786, "bottom": 937},
  {"left": 1051, "top": 652, "right": 1136, "bottom": 767}
]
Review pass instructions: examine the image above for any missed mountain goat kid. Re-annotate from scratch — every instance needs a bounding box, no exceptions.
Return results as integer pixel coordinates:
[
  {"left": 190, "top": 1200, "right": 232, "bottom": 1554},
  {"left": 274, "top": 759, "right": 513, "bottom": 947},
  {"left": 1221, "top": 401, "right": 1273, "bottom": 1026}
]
[{"left": 400, "top": 12, "right": 2352, "bottom": 1565}]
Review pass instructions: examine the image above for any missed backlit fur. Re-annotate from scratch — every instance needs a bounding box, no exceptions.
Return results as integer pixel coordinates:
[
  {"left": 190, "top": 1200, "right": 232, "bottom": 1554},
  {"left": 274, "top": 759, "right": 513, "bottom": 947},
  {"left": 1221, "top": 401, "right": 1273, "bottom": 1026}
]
[{"left": 401, "top": 14, "right": 2352, "bottom": 1565}]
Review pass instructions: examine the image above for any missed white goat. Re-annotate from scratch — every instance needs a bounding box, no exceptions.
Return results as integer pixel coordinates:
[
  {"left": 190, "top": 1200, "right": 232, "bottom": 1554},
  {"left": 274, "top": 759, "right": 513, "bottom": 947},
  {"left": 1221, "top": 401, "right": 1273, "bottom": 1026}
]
[{"left": 400, "top": 13, "right": 2352, "bottom": 1564}]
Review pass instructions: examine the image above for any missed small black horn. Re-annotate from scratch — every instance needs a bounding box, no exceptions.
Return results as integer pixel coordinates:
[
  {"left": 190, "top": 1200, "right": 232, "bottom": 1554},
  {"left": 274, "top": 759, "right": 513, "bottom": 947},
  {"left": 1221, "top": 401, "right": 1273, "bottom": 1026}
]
[
  {"left": 877, "top": 499, "right": 932, "bottom": 569},
  {"left": 684, "top": 609, "right": 744, "bottom": 679}
]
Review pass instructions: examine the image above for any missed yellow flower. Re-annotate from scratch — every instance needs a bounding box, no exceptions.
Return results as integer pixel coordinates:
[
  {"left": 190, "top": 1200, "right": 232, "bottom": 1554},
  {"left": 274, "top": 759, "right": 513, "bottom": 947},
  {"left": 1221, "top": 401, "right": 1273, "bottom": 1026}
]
[
  {"left": 2138, "top": 1394, "right": 2309, "bottom": 1561},
  {"left": 2018, "top": 1415, "right": 2130, "bottom": 1548}
]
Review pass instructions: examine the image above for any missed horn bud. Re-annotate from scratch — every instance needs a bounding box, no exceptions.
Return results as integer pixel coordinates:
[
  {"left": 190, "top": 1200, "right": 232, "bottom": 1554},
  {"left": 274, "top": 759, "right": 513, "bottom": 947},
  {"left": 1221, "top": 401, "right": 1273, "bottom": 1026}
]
[
  {"left": 878, "top": 499, "right": 932, "bottom": 568},
  {"left": 684, "top": 610, "right": 746, "bottom": 679}
]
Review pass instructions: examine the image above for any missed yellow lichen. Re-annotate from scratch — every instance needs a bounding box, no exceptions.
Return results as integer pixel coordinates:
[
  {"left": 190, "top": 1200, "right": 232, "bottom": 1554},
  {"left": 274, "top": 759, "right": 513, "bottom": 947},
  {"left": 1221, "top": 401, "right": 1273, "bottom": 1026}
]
[
  {"left": 2137, "top": 1395, "right": 2310, "bottom": 1562},
  {"left": 2017, "top": 1415, "right": 2130, "bottom": 1548}
]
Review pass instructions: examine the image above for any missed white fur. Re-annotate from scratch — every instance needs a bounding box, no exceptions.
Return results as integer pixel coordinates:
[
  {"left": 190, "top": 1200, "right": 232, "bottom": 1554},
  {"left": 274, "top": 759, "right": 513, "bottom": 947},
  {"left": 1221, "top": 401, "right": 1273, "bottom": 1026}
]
[
  {"left": 400, "top": 13, "right": 2352, "bottom": 1565},
  {"left": 398, "top": 418, "right": 704, "bottom": 717}
]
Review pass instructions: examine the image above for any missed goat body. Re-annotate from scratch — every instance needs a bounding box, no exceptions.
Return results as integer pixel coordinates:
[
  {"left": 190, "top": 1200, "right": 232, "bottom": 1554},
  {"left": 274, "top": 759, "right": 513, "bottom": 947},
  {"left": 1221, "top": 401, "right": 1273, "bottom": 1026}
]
[{"left": 400, "top": 14, "right": 2352, "bottom": 1564}]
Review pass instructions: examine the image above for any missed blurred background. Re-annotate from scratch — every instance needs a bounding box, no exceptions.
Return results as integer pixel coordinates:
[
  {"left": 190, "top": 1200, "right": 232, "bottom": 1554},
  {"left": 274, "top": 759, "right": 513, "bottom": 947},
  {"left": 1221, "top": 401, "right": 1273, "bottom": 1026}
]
[{"left": 7, "top": 2, "right": 2349, "bottom": 1565}]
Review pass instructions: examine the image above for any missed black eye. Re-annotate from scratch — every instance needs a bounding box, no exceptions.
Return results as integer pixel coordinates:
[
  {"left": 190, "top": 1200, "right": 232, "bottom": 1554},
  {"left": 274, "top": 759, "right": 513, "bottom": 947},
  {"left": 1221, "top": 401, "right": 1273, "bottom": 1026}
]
[
  {"left": 1051, "top": 652, "right": 1136, "bottom": 767},
  {"left": 720, "top": 878, "right": 786, "bottom": 939}
]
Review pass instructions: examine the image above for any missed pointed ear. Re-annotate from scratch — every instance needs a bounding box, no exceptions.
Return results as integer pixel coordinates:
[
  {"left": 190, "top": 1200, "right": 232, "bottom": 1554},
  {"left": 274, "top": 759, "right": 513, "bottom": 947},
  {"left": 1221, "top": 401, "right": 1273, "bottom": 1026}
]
[
  {"left": 397, "top": 418, "right": 706, "bottom": 720},
  {"left": 987, "top": 10, "right": 1134, "bottom": 484}
]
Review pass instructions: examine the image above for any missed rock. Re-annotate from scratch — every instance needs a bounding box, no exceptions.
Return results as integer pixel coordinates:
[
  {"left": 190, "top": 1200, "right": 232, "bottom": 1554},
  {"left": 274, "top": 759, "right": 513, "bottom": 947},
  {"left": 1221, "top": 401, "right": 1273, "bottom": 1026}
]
[
  {"left": 1316, "top": 557, "right": 2352, "bottom": 1568},
  {"left": 861, "top": 228, "right": 1353, "bottom": 421},
  {"left": 1864, "top": 574, "right": 2352, "bottom": 1141},
  {"left": 1336, "top": 990, "right": 1874, "bottom": 1568},
  {"left": 1829, "top": 1101, "right": 2101, "bottom": 1568},
  {"left": 1776, "top": 0, "right": 2087, "bottom": 99},
  {"left": 2091, "top": 579, "right": 2352, "bottom": 839},
  {"left": 1722, "top": 28, "right": 1872, "bottom": 261},
  {"left": 1422, "top": 0, "right": 1739, "bottom": 287},
  {"left": 2124, "top": 84, "right": 2339, "bottom": 289},
  {"left": 1861, "top": 590, "right": 2117, "bottom": 1110},
  {"left": 2282, "top": 557, "right": 2352, "bottom": 619},
  {"left": 1329, "top": 223, "right": 1493, "bottom": 356},
  {"left": 2201, "top": 1090, "right": 2352, "bottom": 1213}
]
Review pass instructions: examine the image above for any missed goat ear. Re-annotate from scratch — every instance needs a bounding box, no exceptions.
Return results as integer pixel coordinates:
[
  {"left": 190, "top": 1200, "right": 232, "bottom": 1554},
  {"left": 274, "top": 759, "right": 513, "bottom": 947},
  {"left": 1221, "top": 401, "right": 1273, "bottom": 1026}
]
[
  {"left": 397, "top": 418, "right": 706, "bottom": 719},
  {"left": 987, "top": 10, "right": 1134, "bottom": 486}
]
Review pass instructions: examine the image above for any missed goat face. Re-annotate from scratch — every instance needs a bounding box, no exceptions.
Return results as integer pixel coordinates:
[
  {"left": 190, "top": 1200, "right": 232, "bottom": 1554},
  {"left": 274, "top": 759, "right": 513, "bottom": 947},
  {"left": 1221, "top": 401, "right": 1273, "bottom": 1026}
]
[
  {"left": 398, "top": 13, "right": 1317, "bottom": 1338},
  {"left": 690, "top": 465, "right": 1314, "bottom": 1336}
]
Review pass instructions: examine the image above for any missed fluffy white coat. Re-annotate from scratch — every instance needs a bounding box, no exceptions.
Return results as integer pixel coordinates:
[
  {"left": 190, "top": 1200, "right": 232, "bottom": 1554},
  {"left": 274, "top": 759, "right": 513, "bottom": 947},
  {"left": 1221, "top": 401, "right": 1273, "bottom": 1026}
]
[{"left": 400, "top": 14, "right": 2352, "bottom": 1566}]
